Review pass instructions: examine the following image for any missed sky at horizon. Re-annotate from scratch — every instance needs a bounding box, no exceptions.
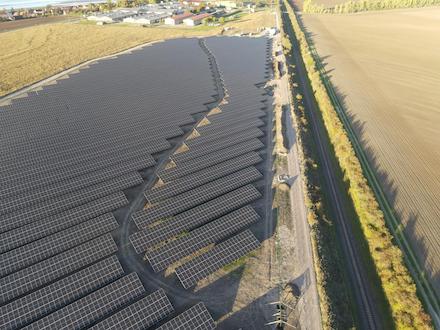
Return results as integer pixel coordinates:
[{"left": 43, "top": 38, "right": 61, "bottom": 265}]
[{"left": 0, "top": 0, "right": 106, "bottom": 9}]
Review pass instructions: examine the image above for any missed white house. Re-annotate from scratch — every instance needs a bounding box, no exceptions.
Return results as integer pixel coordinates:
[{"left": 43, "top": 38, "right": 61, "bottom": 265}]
[
  {"left": 183, "top": 12, "right": 211, "bottom": 26},
  {"left": 123, "top": 13, "right": 169, "bottom": 25},
  {"left": 164, "top": 12, "right": 193, "bottom": 25}
]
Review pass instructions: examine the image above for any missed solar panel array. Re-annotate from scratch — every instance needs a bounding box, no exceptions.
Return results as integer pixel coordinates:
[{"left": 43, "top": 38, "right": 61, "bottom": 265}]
[
  {"left": 1, "top": 36, "right": 271, "bottom": 328},
  {"left": 157, "top": 302, "right": 216, "bottom": 330},
  {"left": 91, "top": 289, "right": 174, "bottom": 330},
  {"left": 146, "top": 206, "right": 260, "bottom": 272},
  {"left": 22, "top": 273, "right": 146, "bottom": 330},
  {"left": 129, "top": 37, "right": 271, "bottom": 291},
  {"left": 144, "top": 152, "right": 263, "bottom": 203},
  {"left": 133, "top": 167, "right": 262, "bottom": 228},
  {"left": 0, "top": 38, "right": 223, "bottom": 329},
  {"left": 176, "top": 230, "right": 261, "bottom": 289},
  {"left": 0, "top": 256, "right": 124, "bottom": 330},
  {"left": 130, "top": 185, "right": 262, "bottom": 253}
]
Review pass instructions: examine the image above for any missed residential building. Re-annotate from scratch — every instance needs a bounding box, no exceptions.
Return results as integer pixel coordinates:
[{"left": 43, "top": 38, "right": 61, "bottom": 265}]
[
  {"left": 164, "top": 12, "right": 193, "bottom": 25},
  {"left": 183, "top": 12, "right": 211, "bottom": 26}
]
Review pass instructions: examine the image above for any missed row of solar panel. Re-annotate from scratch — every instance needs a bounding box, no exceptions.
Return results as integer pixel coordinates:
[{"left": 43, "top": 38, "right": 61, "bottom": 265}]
[
  {"left": 1, "top": 253, "right": 216, "bottom": 330},
  {"left": 130, "top": 38, "right": 270, "bottom": 289},
  {"left": 0, "top": 172, "right": 143, "bottom": 233},
  {"left": 1, "top": 156, "right": 153, "bottom": 212},
  {"left": 0, "top": 129, "right": 173, "bottom": 173},
  {"left": 133, "top": 167, "right": 262, "bottom": 229},
  {"left": 0, "top": 192, "right": 128, "bottom": 253},
  {"left": 1, "top": 142, "right": 157, "bottom": 187}
]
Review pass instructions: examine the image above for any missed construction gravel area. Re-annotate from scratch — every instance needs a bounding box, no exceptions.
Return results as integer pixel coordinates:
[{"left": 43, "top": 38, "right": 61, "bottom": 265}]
[{"left": 301, "top": 8, "right": 440, "bottom": 295}]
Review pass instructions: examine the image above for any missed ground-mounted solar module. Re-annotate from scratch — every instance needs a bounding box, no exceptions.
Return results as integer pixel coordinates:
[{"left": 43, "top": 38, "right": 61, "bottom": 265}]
[
  {"left": 0, "top": 152, "right": 154, "bottom": 201},
  {"left": 1, "top": 151, "right": 151, "bottom": 197},
  {"left": 157, "top": 138, "right": 264, "bottom": 182},
  {"left": 175, "top": 230, "right": 260, "bottom": 289},
  {"left": 186, "top": 118, "right": 265, "bottom": 147},
  {"left": 0, "top": 193, "right": 127, "bottom": 253},
  {"left": 23, "top": 273, "right": 145, "bottom": 330},
  {"left": 1, "top": 135, "right": 166, "bottom": 178},
  {"left": 171, "top": 127, "right": 264, "bottom": 164},
  {"left": 130, "top": 185, "right": 262, "bottom": 253},
  {"left": 0, "top": 234, "right": 117, "bottom": 304},
  {"left": 90, "top": 289, "right": 174, "bottom": 330},
  {"left": 0, "top": 172, "right": 142, "bottom": 233},
  {"left": 194, "top": 110, "right": 267, "bottom": 134},
  {"left": 133, "top": 167, "right": 262, "bottom": 228},
  {"left": 156, "top": 302, "right": 216, "bottom": 330},
  {"left": 0, "top": 256, "right": 124, "bottom": 330},
  {"left": 0, "top": 126, "right": 175, "bottom": 168},
  {"left": 1, "top": 156, "right": 152, "bottom": 212},
  {"left": 0, "top": 213, "right": 118, "bottom": 277},
  {"left": 146, "top": 205, "right": 260, "bottom": 272},
  {"left": 0, "top": 36, "right": 273, "bottom": 328},
  {"left": 145, "top": 152, "right": 263, "bottom": 203}
]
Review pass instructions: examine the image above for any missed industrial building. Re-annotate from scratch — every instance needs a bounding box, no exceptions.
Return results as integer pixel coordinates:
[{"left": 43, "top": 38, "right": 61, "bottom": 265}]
[
  {"left": 164, "top": 12, "right": 194, "bottom": 25},
  {"left": 123, "top": 13, "right": 169, "bottom": 25},
  {"left": 87, "top": 10, "right": 137, "bottom": 23},
  {"left": 183, "top": 12, "right": 212, "bottom": 26}
]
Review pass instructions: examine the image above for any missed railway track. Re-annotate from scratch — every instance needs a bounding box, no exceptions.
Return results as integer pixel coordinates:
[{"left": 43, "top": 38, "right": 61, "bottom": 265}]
[{"left": 280, "top": 2, "right": 381, "bottom": 329}]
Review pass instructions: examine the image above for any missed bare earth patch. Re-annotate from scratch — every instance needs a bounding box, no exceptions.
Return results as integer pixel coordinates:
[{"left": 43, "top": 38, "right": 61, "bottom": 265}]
[{"left": 302, "top": 7, "right": 440, "bottom": 295}]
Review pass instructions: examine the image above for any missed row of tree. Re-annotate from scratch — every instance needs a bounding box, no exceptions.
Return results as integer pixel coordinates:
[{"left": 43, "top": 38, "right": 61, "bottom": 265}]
[
  {"left": 303, "top": 0, "right": 440, "bottom": 14},
  {"left": 283, "top": 0, "right": 433, "bottom": 328}
]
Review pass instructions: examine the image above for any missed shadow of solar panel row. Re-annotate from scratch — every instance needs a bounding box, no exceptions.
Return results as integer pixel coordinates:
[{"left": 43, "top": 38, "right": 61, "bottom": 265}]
[
  {"left": 133, "top": 167, "right": 262, "bottom": 228},
  {"left": 0, "top": 256, "right": 123, "bottom": 330},
  {"left": 1, "top": 135, "right": 168, "bottom": 176},
  {"left": 1, "top": 149, "right": 153, "bottom": 193},
  {"left": 157, "top": 302, "right": 216, "bottom": 330},
  {"left": 0, "top": 193, "right": 127, "bottom": 253},
  {"left": 0, "top": 213, "right": 118, "bottom": 277},
  {"left": 145, "top": 152, "right": 262, "bottom": 203},
  {"left": 1, "top": 156, "right": 153, "bottom": 210},
  {"left": 91, "top": 288, "right": 173, "bottom": 330},
  {"left": 23, "top": 273, "right": 145, "bottom": 330},
  {"left": 0, "top": 234, "right": 117, "bottom": 304},
  {"left": 130, "top": 185, "right": 261, "bottom": 253},
  {"left": 175, "top": 230, "right": 260, "bottom": 289},
  {"left": 171, "top": 128, "right": 264, "bottom": 164},
  {"left": 0, "top": 172, "right": 142, "bottom": 233},
  {"left": 158, "top": 138, "right": 264, "bottom": 182},
  {"left": 146, "top": 206, "right": 260, "bottom": 272}
]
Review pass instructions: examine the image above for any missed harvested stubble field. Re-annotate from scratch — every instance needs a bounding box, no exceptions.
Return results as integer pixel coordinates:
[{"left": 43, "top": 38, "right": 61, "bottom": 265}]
[
  {"left": 0, "top": 9, "right": 274, "bottom": 97},
  {"left": 0, "top": 15, "right": 75, "bottom": 32},
  {"left": 301, "top": 8, "right": 440, "bottom": 295}
]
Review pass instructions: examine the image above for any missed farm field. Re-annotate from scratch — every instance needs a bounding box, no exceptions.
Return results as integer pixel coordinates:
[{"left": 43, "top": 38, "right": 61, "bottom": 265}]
[
  {"left": 301, "top": 8, "right": 440, "bottom": 295},
  {"left": 0, "top": 9, "right": 275, "bottom": 97},
  {"left": 0, "top": 15, "right": 75, "bottom": 32}
]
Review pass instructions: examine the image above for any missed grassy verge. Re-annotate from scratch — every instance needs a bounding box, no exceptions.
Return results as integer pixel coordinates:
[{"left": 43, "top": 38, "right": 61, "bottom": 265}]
[
  {"left": 282, "top": 0, "right": 432, "bottom": 328},
  {"left": 277, "top": 3, "right": 354, "bottom": 328},
  {"left": 0, "top": 9, "right": 275, "bottom": 97}
]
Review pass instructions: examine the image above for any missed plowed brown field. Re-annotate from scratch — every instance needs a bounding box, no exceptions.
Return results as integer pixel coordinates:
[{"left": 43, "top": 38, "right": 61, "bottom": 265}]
[{"left": 301, "top": 8, "right": 440, "bottom": 295}]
